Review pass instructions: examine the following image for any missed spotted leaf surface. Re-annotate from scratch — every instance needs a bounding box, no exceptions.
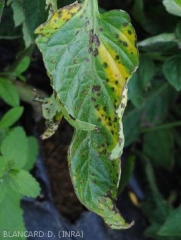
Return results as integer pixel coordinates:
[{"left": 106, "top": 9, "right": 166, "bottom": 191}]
[{"left": 35, "top": 0, "right": 138, "bottom": 229}]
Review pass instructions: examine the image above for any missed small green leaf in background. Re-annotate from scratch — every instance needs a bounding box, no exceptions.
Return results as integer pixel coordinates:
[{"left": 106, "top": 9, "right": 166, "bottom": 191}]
[
  {"left": 128, "top": 54, "right": 155, "bottom": 108},
  {"left": 7, "top": 0, "right": 48, "bottom": 47},
  {"left": 158, "top": 206, "right": 181, "bottom": 236},
  {"left": 163, "top": 56, "right": 181, "bottom": 91},
  {"left": 0, "top": 78, "right": 19, "bottom": 107},
  {"left": 118, "top": 156, "right": 135, "bottom": 192},
  {"left": 0, "top": 179, "right": 7, "bottom": 203},
  {"left": 0, "top": 0, "right": 4, "bottom": 22},
  {"left": 0, "top": 190, "right": 26, "bottom": 239},
  {"left": 15, "top": 56, "right": 30, "bottom": 82},
  {"left": 141, "top": 83, "right": 177, "bottom": 126},
  {"left": 9, "top": 169, "right": 40, "bottom": 198},
  {"left": 0, "top": 156, "right": 7, "bottom": 178},
  {"left": 143, "top": 129, "right": 174, "bottom": 169},
  {"left": 0, "top": 107, "right": 24, "bottom": 130},
  {"left": 163, "top": 0, "right": 181, "bottom": 17},
  {"left": 123, "top": 108, "right": 141, "bottom": 146},
  {"left": 1, "top": 127, "right": 28, "bottom": 169},
  {"left": 138, "top": 33, "right": 178, "bottom": 53},
  {"left": 175, "top": 21, "right": 181, "bottom": 39},
  {"left": 23, "top": 136, "right": 39, "bottom": 171}
]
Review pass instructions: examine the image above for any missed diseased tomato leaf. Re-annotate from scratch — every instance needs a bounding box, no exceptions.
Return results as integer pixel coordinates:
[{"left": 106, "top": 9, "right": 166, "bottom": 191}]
[{"left": 35, "top": 0, "right": 138, "bottom": 229}]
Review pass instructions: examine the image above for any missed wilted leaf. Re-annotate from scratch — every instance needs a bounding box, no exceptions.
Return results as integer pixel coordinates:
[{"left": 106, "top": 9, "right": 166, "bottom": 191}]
[{"left": 35, "top": 0, "right": 139, "bottom": 229}]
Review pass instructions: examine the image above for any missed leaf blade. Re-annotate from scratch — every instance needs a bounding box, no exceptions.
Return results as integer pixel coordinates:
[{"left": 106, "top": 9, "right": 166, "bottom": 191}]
[{"left": 35, "top": 0, "right": 139, "bottom": 229}]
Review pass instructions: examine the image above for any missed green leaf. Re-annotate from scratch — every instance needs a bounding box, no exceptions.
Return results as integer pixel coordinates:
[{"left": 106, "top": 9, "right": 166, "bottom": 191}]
[
  {"left": 0, "top": 107, "right": 24, "bottom": 130},
  {"left": 128, "top": 73, "right": 144, "bottom": 108},
  {"left": 0, "top": 156, "right": 7, "bottom": 178},
  {"left": 0, "top": 189, "right": 26, "bottom": 239},
  {"left": 143, "top": 129, "right": 174, "bottom": 169},
  {"left": 158, "top": 206, "right": 181, "bottom": 236},
  {"left": 163, "top": 56, "right": 181, "bottom": 91},
  {"left": 35, "top": 0, "right": 138, "bottom": 229},
  {"left": 141, "top": 83, "right": 177, "bottom": 126},
  {"left": 15, "top": 56, "right": 30, "bottom": 76},
  {"left": 8, "top": 0, "right": 48, "bottom": 47},
  {"left": 9, "top": 169, "right": 40, "bottom": 198},
  {"left": 0, "top": 78, "right": 19, "bottom": 107},
  {"left": 0, "top": 0, "right": 4, "bottom": 22},
  {"left": 0, "top": 179, "right": 7, "bottom": 203},
  {"left": 163, "top": 0, "right": 181, "bottom": 17},
  {"left": 123, "top": 108, "right": 141, "bottom": 146},
  {"left": 23, "top": 136, "right": 38, "bottom": 171},
  {"left": 138, "top": 33, "right": 179, "bottom": 53},
  {"left": 118, "top": 155, "right": 135, "bottom": 192},
  {"left": 1, "top": 127, "right": 28, "bottom": 169}
]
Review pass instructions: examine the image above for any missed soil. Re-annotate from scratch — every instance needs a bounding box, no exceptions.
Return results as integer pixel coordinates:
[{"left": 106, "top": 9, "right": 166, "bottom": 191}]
[{"left": 38, "top": 119, "right": 86, "bottom": 222}]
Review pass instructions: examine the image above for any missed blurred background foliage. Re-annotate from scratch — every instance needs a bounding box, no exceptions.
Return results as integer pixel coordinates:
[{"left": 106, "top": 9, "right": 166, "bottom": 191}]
[{"left": 0, "top": 0, "right": 181, "bottom": 239}]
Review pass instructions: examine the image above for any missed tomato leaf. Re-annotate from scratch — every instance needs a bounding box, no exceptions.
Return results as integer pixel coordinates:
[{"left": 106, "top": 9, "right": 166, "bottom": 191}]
[{"left": 35, "top": 0, "right": 138, "bottom": 229}]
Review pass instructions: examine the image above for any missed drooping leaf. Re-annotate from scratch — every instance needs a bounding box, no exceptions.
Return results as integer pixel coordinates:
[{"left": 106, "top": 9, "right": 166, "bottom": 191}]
[
  {"left": 0, "top": 78, "right": 19, "bottom": 107},
  {"left": 163, "top": 55, "right": 181, "bottom": 91},
  {"left": 35, "top": 0, "right": 138, "bottom": 229},
  {"left": 9, "top": 169, "right": 40, "bottom": 198},
  {"left": 1, "top": 127, "right": 28, "bottom": 169},
  {"left": 0, "top": 107, "right": 24, "bottom": 130}
]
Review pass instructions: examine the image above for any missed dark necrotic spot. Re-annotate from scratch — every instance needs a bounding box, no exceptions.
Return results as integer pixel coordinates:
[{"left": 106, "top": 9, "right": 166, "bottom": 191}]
[
  {"left": 111, "top": 130, "right": 114, "bottom": 135},
  {"left": 103, "top": 62, "right": 108, "bottom": 68},
  {"left": 106, "top": 78, "right": 109, "bottom": 83},
  {"left": 93, "top": 34, "right": 100, "bottom": 46},
  {"left": 123, "top": 41, "right": 128, "bottom": 47},
  {"left": 115, "top": 55, "right": 119, "bottom": 60},
  {"left": 115, "top": 80, "right": 118, "bottom": 85},
  {"left": 92, "top": 85, "right": 101, "bottom": 92},
  {"left": 88, "top": 47, "right": 93, "bottom": 53},
  {"left": 98, "top": 118, "right": 101, "bottom": 122},
  {"left": 114, "top": 117, "right": 118, "bottom": 122},
  {"left": 128, "top": 30, "right": 132, "bottom": 35},
  {"left": 93, "top": 48, "right": 98, "bottom": 57},
  {"left": 91, "top": 97, "right": 96, "bottom": 102},
  {"left": 123, "top": 22, "right": 128, "bottom": 27},
  {"left": 85, "top": 20, "right": 90, "bottom": 26},
  {"left": 99, "top": 27, "right": 103, "bottom": 32},
  {"left": 111, "top": 87, "right": 115, "bottom": 91},
  {"left": 115, "top": 34, "right": 119, "bottom": 39},
  {"left": 103, "top": 106, "right": 106, "bottom": 111}
]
